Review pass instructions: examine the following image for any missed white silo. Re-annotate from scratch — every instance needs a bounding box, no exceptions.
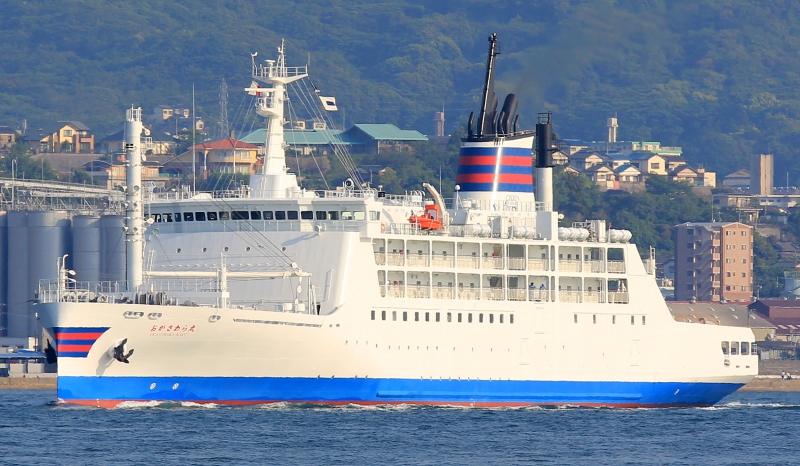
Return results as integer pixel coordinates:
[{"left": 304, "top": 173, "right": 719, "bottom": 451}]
[
  {"left": 72, "top": 215, "right": 102, "bottom": 282},
  {"left": 27, "top": 211, "right": 72, "bottom": 336},
  {"left": 6, "top": 211, "right": 29, "bottom": 338},
  {"left": 101, "top": 215, "right": 126, "bottom": 282},
  {"left": 0, "top": 212, "right": 7, "bottom": 337}
]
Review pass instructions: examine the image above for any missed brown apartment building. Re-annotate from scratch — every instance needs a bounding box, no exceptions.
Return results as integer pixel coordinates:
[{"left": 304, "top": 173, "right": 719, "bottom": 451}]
[{"left": 674, "top": 222, "right": 753, "bottom": 302}]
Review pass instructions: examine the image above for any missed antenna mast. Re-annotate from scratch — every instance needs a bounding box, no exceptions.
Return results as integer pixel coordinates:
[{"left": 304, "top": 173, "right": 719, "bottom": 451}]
[{"left": 219, "top": 78, "right": 230, "bottom": 138}]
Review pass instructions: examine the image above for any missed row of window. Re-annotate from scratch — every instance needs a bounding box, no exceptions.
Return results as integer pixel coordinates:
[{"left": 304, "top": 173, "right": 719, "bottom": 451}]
[
  {"left": 148, "top": 210, "right": 378, "bottom": 223},
  {"left": 575, "top": 314, "right": 644, "bottom": 325},
  {"left": 721, "top": 341, "right": 755, "bottom": 356},
  {"left": 686, "top": 229, "right": 748, "bottom": 236},
  {"left": 685, "top": 284, "right": 750, "bottom": 291},
  {"left": 371, "top": 309, "right": 514, "bottom": 324}
]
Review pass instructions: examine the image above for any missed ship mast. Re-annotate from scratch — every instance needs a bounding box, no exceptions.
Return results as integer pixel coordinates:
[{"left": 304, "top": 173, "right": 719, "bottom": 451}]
[
  {"left": 124, "top": 106, "right": 144, "bottom": 290},
  {"left": 247, "top": 40, "right": 308, "bottom": 198}
]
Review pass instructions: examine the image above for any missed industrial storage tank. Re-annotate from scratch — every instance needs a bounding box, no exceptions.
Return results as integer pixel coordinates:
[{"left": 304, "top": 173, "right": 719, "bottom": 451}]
[
  {"left": 72, "top": 215, "right": 102, "bottom": 282},
  {"left": 101, "top": 215, "right": 126, "bottom": 283},
  {"left": 27, "top": 211, "right": 72, "bottom": 337},
  {"left": 0, "top": 212, "right": 7, "bottom": 337},
  {"left": 6, "top": 211, "right": 28, "bottom": 338}
]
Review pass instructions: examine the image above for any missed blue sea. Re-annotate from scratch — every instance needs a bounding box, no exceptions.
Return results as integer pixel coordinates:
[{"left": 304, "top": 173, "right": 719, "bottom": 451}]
[{"left": 1, "top": 390, "right": 797, "bottom": 465}]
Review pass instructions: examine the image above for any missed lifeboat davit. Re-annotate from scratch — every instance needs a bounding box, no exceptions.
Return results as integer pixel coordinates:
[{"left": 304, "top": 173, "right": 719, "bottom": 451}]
[{"left": 409, "top": 204, "right": 443, "bottom": 230}]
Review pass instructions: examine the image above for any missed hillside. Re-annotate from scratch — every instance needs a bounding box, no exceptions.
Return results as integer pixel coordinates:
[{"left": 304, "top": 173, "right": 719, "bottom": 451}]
[{"left": 3, "top": 1, "right": 800, "bottom": 180}]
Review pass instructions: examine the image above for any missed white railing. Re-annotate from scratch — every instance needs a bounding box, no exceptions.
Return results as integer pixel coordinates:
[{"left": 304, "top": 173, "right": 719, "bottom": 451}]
[
  {"left": 482, "top": 257, "right": 503, "bottom": 270},
  {"left": 586, "top": 260, "right": 605, "bottom": 273},
  {"left": 507, "top": 289, "right": 527, "bottom": 301},
  {"left": 457, "top": 256, "right": 480, "bottom": 269},
  {"left": 431, "top": 254, "right": 455, "bottom": 267},
  {"left": 583, "top": 291, "right": 605, "bottom": 303},
  {"left": 407, "top": 255, "right": 430, "bottom": 267},
  {"left": 374, "top": 253, "right": 386, "bottom": 265},
  {"left": 608, "top": 261, "right": 626, "bottom": 273},
  {"left": 432, "top": 286, "right": 455, "bottom": 299},
  {"left": 387, "top": 286, "right": 404, "bottom": 298},
  {"left": 528, "top": 289, "right": 550, "bottom": 302},
  {"left": 527, "top": 258, "right": 548, "bottom": 271},
  {"left": 559, "top": 290, "right": 582, "bottom": 303},
  {"left": 559, "top": 260, "right": 582, "bottom": 272},
  {"left": 608, "top": 291, "right": 629, "bottom": 304},
  {"left": 507, "top": 257, "right": 526, "bottom": 270},
  {"left": 386, "top": 253, "right": 405, "bottom": 266},
  {"left": 458, "top": 289, "right": 480, "bottom": 300},
  {"left": 482, "top": 289, "right": 504, "bottom": 301},
  {"left": 378, "top": 285, "right": 386, "bottom": 297},
  {"left": 407, "top": 285, "right": 430, "bottom": 299}
]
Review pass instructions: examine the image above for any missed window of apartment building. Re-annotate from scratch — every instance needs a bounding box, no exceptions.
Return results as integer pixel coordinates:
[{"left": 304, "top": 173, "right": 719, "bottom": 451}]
[
  {"left": 726, "top": 259, "right": 731, "bottom": 263},
  {"left": 742, "top": 231, "right": 747, "bottom": 236},
  {"left": 687, "top": 243, "right": 694, "bottom": 249},
  {"left": 741, "top": 286, "right": 746, "bottom": 291},
  {"left": 687, "top": 284, "right": 694, "bottom": 290},
  {"left": 687, "top": 229, "right": 694, "bottom": 235},
  {"left": 687, "top": 271, "right": 694, "bottom": 277},
  {"left": 726, "top": 286, "right": 730, "bottom": 291},
  {"left": 742, "top": 245, "right": 747, "bottom": 250},
  {"left": 64, "top": 129, "right": 73, "bottom": 137},
  {"left": 726, "top": 272, "right": 731, "bottom": 277},
  {"left": 742, "top": 259, "right": 747, "bottom": 264},
  {"left": 742, "top": 273, "right": 746, "bottom": 278},
  {"left": 650, "top": 163, "right": 660, "bottom": 169}
]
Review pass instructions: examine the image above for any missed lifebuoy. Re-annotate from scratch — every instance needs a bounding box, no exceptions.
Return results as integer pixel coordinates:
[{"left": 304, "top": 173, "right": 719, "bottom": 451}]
[{"left": 381, "top": 223, "right": 386, "bottom": 233}]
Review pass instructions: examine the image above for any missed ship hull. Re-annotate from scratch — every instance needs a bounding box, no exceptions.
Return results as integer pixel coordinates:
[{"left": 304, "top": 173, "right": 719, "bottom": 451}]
[{"left": 58, "top": 375, "right": 744, "bottom": 408}]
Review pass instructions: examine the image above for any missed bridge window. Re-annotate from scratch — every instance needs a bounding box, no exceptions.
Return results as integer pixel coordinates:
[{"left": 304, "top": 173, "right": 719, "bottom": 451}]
[
  {"left": 316, "top": 211, "right": 328, "bottom": 220},
  {"left": 354, "top": 211, "right": 366, "bottom": 220},
  {"left": 341, "top": 211, "right": 353, "bottom": 220},
  {"left": 183, "top": 212, "right": 194, "bottom": 221},
  {"left": 232, "top": 210, "right": 249, "bottom": 220},
  {"left": 730, "top": 342, "right": 739, "bottom": 355},
  {"left": 275, "top": 211, "right": 286, "bottom": 220},
  {"left": 263, "top": 211, "right": 274, "bottom": 220},
  {"left": 301, "top": 211, "right": 313, "bottom": 220},
  {"left": 219, "top": 211, "right": 230, "bottom": 220},
  {"left": 328, "top": 211, "right": 339, "bottom": 220},
  {"left": 721, "top": 341, "right": 729, "bottom": 355},
  {"left": 207, "top": 211, "right": 218, "bottom": 221},
  {"left": 195, "top": 212, "right": 206, "bottom": 221},
  {"left": 174, "top": 213, "right": 181, "bottom": 222},
  {"left": 287, "top": 211, "right": 299, "bottom": 220},
  {"left": 741, "top": 342, "right": 749, "bottom": 355},
  {"left": 250, "top": 211, "right": 262, "bottom": 220},
  {"left": 370, "top": 211, "right": 380, "bottom": 220}
]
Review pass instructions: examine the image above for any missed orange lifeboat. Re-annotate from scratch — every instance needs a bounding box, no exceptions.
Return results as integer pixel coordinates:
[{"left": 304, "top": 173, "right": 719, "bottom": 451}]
[{"left": 409, "top": 204, "right": 443, "bottom": 230}]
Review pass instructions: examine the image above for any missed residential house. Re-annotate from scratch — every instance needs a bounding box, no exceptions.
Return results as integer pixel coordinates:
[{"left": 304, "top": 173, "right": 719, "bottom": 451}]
[
  {"left": 153, "top": 105, "right": 191, "bottom": 122},
  {"left": 82, "top": 159, "right": 168, "bottom": 189},
  {"left": 585, "top": 140, "right": 682, "bottom": 157},
  {"left": 0, "top": 126, "right": 17, "bottom": 150},
  {"left": 34, "top": 121, "right": 95, "bottom": 153},
  {"left": 585, "top": 165, "right": 615, "bottom": 189},
  {"left": 614, "top": 164, "right": 640, "bottom": 182},
  {"left": 167, "top": 138, "right": 261, "bottom": 176},
  {"left": 630, "top": 152, "right": 667, "bottom": 175},
  {"left": 340, "top": 124, "right": 427, "bottom": 154},
  {"left": 662, "top": 155, "right": 687, "bottom": 172},
  {"left": 552, "top": 149, "right": 569, "bottom": 166},
  {"left": 568, "top": 150, "right": 605, "bottom": 171},
  {"left": 99, "top": 126, "right": 177, "bottom": 156},
  {"left": 560, "top": 139, "right": 589, "bottom": 156},
  {"left": 670, "top": 165, "right": 698, "bottom": 184},
  {"left": 240, "top": 128, "right": 360, "bottom": 156},
  {"left": 605, "top": 153, "right": 632, "bottom": 169},
  {"left": 749, "top": 300, "right": 800, "bottom": 343},
  {"left": 723, "top": 169, "right": 750, "bottom": 189}
]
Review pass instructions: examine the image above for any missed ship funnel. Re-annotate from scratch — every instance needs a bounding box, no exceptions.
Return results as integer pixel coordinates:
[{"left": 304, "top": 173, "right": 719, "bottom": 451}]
[
  {"left": 455, "top": 33, "right": 535, "bottom": 205},
  {"left": 535, "top": 112, "right": 555, "bottom": 211}
]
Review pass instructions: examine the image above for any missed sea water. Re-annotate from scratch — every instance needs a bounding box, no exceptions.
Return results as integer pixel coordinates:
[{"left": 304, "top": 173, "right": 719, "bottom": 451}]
[{"left": 0, "top": 390, "right": 797, "bottom": 465}]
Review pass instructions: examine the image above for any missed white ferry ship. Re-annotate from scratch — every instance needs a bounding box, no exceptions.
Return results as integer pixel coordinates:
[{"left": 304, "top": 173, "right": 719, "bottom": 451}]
[{"left": 36, "top": 34, "right": 757, "bottom": 408}]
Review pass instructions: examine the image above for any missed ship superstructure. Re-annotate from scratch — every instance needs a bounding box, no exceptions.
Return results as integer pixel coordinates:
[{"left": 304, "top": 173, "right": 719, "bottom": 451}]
[{"left": 36, "top": 35, "right": 757, "bottom": 408}]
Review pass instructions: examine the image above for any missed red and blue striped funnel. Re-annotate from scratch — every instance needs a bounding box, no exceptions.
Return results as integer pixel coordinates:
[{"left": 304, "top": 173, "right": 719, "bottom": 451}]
[{"left": 455, "top": 137, "right": 534, "bottom": 199}]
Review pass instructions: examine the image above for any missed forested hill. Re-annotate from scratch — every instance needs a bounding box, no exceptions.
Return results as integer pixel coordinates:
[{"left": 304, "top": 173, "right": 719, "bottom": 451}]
[{"left": 3, "top": 1, "right": 800, "bottom": 179}]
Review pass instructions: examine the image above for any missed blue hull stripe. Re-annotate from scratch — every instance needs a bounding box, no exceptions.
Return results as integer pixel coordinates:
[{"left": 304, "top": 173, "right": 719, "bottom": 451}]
[{"left": 57, "top": 376, "right": 743, "bottom": 407}]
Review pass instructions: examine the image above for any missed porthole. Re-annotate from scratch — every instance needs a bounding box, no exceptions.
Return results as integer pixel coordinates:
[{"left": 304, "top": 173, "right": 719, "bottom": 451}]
[
  {"left": 202, "top": 247, "right": 207, "bottom": 252},
  {"left": 246, "top": 247, "right": 251, "bottom": 252},
  {"left": 224, "top": 247, "right": 229, "bottom": 252},
  {"left": 177, "top": 248, "right": 181, "bottom": 253}
]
